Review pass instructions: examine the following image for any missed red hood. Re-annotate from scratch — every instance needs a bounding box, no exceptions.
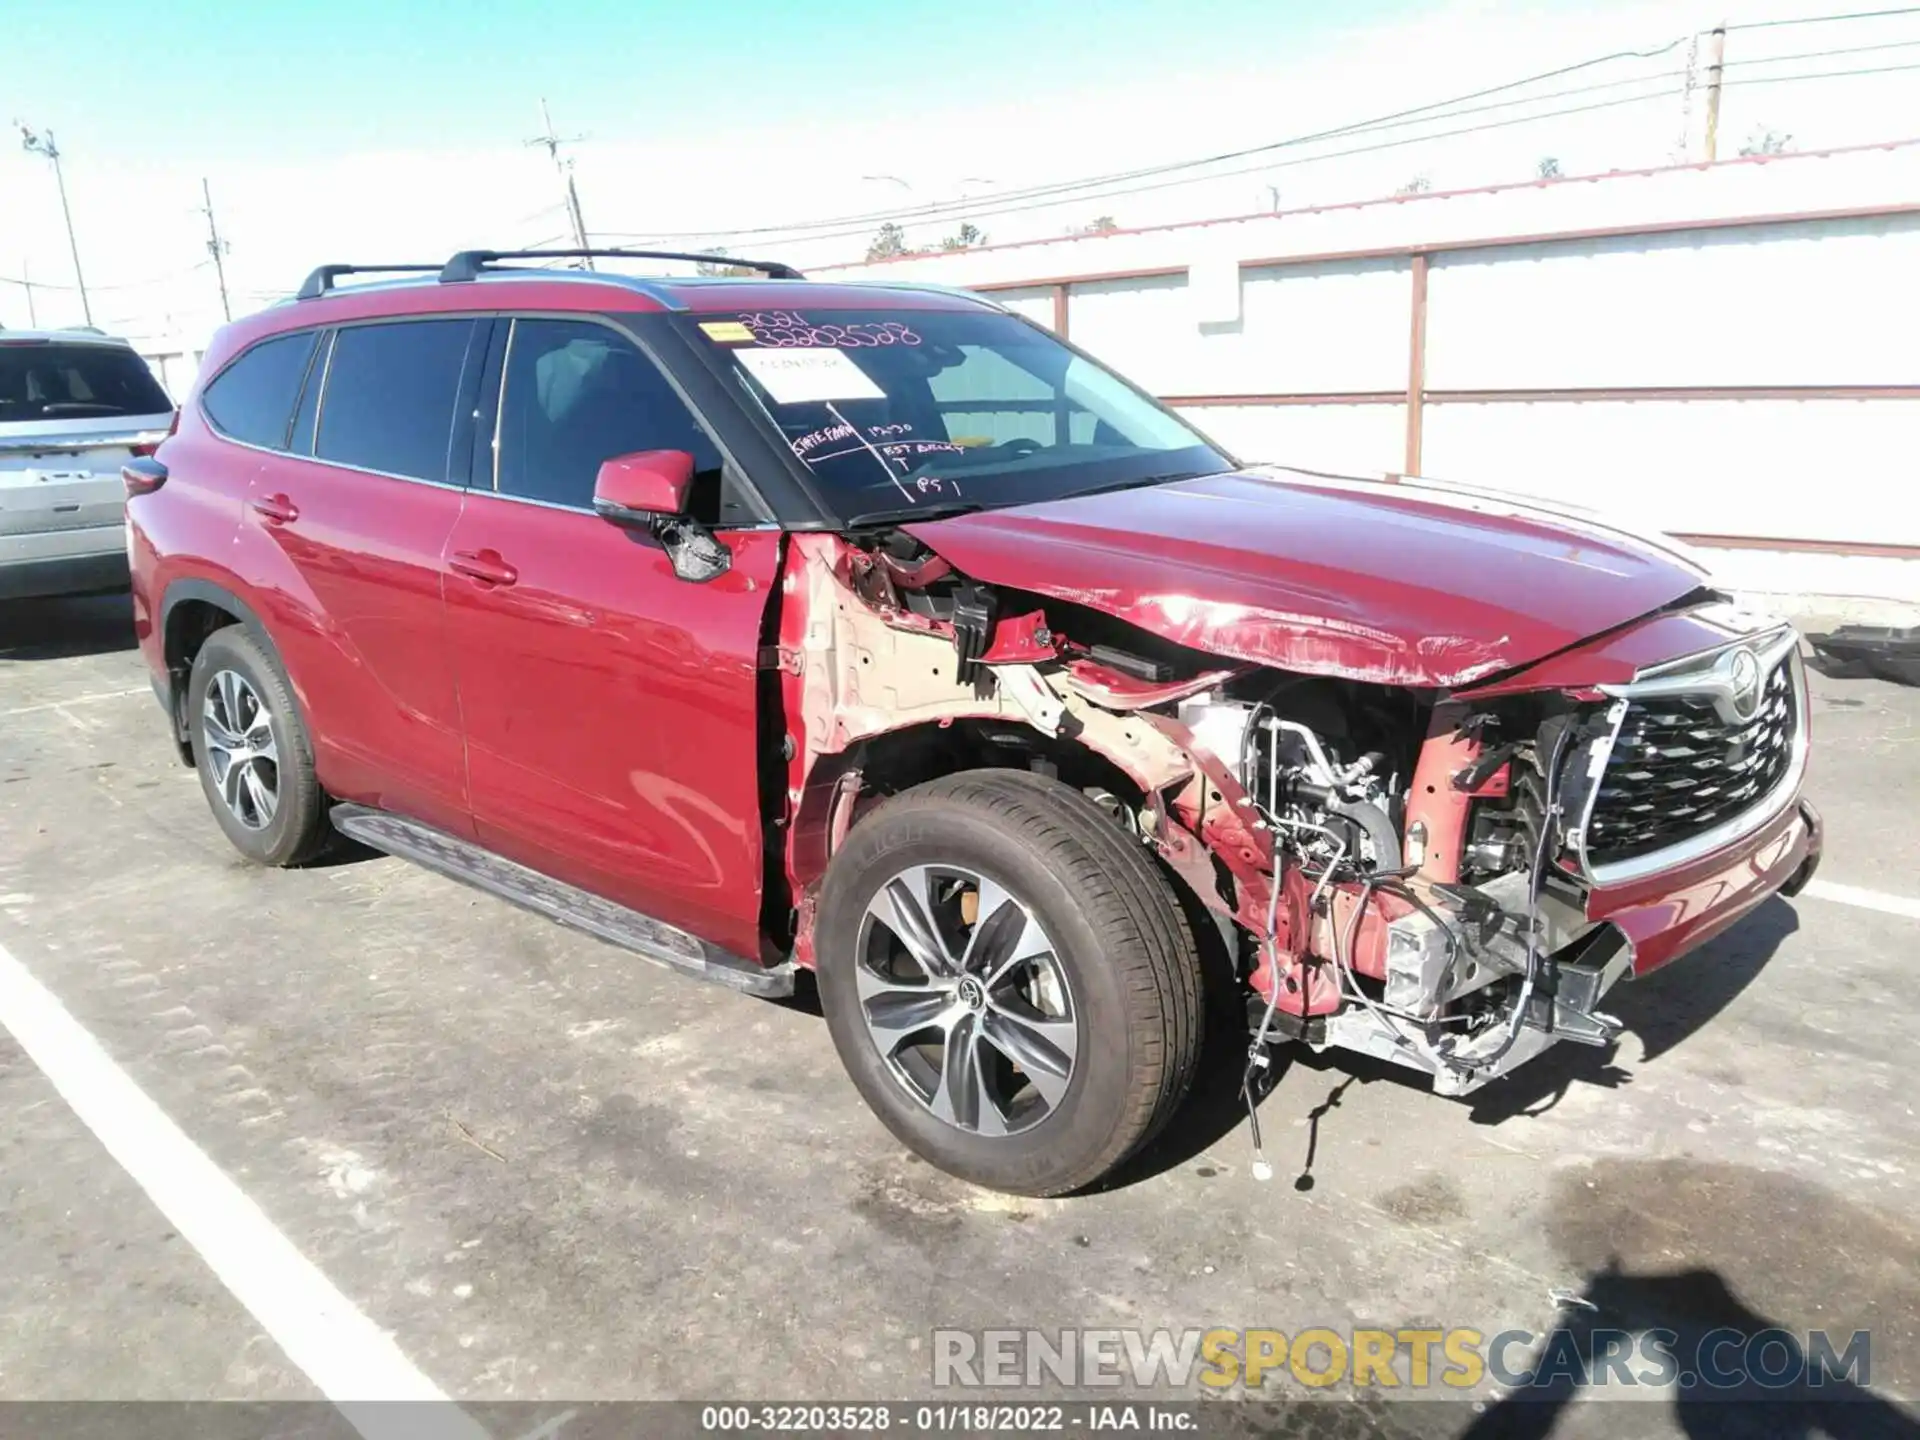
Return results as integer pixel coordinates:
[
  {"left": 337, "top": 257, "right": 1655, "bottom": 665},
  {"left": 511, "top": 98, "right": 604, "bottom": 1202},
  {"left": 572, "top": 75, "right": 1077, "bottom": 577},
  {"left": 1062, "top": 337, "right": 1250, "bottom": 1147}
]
[{"left": 904, "top": 468, "right": 1710, "bottom": 688}]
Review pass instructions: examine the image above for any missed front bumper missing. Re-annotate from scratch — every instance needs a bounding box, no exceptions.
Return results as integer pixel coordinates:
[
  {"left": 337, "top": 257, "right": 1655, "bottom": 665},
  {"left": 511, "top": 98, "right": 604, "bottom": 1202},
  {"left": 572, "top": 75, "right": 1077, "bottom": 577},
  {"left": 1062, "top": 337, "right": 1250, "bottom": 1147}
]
[
  {"left": 1307, "top": 796, "right": 1821, "bottom": 1098},
  {"left": 1312, "top": 927, "right": 1635, "bottom": 1097}
]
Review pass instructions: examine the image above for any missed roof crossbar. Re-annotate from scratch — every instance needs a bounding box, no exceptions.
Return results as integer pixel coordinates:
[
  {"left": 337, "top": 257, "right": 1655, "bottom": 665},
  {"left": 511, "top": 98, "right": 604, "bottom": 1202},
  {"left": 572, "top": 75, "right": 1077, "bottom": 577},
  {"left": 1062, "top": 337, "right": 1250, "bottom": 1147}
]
[
  {"left": 296, "top": 264, "right": 445, "bottom": 301},
  {"left": 438, "top": 248, "right": 805, "bottom": 283}
]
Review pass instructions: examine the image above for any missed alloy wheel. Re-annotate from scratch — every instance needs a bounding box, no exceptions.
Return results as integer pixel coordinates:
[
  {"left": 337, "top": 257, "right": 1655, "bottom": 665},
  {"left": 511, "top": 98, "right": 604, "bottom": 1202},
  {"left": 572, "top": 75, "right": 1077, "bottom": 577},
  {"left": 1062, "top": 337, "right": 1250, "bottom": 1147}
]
[
  {"left": 854, "top": 864, "right": 1078, "bottom": 1136},
  {"left": 202, "top": 668, "right": 279, "bottom": 831}
]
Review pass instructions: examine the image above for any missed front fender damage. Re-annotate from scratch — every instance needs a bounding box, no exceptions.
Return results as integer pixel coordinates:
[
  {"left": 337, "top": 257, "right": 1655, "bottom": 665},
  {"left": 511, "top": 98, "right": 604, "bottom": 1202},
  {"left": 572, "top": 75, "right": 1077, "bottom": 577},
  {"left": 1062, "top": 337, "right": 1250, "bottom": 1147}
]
[
  {"left": 774, "top": 533, "right": 1295, "bottom": 976},
  {"left": 771, "top": 532, "right": 1648, "bottom": 1108}
]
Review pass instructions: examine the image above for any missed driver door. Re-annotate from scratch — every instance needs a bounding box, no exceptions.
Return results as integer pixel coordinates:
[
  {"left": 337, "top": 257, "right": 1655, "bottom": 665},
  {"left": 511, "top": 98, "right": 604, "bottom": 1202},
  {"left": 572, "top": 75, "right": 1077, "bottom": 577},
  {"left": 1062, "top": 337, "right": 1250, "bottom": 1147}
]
[{"left": 440, "top": 316, "right": 780, "bottom": 959}]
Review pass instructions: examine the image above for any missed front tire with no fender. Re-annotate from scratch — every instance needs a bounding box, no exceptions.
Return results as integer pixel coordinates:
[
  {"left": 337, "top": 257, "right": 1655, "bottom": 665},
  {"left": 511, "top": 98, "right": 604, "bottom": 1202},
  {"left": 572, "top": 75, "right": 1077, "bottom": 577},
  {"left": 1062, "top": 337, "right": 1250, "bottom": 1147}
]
[{"left": 816, "top": 770, "right": 1202, "bottom": 1196}]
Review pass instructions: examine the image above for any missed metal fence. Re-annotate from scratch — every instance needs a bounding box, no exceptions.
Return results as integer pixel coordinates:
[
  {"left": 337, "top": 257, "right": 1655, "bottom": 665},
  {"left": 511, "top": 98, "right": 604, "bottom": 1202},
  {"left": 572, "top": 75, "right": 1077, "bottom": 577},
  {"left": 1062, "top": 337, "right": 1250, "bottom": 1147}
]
[{"left": 828, "top": 140, "right": 1920, "bottom": 607}]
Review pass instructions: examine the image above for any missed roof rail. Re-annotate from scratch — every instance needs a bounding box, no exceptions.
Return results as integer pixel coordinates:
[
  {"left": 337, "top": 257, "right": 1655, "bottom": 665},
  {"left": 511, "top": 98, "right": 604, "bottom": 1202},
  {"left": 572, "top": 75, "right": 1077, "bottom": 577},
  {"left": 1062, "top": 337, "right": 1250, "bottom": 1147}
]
[
  {"left": 439, "top": 248, "right": 805, "bottom": 283},
  {"left": 297, "top": 263, "right": 444, "bottom": 301}
]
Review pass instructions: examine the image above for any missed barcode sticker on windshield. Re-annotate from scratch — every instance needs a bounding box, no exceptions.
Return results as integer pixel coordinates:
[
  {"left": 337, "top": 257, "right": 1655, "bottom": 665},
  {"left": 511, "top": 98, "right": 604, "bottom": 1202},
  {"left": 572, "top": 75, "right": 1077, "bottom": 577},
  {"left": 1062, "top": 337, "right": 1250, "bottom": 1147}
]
[{"left": 736, "top": 347, "right": 885, "bottom": 405}]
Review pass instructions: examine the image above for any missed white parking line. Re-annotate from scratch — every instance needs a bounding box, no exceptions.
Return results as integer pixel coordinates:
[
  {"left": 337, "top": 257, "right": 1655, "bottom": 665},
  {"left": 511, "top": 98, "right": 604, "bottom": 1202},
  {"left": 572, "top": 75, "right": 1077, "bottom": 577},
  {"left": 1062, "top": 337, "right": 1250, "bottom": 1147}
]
[
  {"left": 0, "top": 936, "right": 487, "bottom": 1439},
  {"left": 1801, "top": 879, "right": 1920, "bottom": 922},
  {"left": 1, "top": 686, "right": 149, "bottom": 718}
]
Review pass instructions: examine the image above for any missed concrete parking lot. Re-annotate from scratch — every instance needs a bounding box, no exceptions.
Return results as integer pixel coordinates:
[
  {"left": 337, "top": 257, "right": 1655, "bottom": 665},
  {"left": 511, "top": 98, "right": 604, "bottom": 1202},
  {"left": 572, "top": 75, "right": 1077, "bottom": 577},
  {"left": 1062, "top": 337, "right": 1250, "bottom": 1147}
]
[{"left": 2, "top": 592, "right": 1916, "bottom": 1437}]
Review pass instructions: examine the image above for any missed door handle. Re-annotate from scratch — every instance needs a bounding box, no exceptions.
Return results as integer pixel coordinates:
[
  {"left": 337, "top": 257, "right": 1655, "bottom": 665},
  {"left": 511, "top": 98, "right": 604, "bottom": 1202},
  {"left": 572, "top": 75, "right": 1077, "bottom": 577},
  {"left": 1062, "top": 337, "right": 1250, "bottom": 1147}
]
[
  {"left": 449, "top": 548, "right": 518, "bottom": 587},
  {"left": 249, "top": 493, "right": 299, "bottom": 524}
]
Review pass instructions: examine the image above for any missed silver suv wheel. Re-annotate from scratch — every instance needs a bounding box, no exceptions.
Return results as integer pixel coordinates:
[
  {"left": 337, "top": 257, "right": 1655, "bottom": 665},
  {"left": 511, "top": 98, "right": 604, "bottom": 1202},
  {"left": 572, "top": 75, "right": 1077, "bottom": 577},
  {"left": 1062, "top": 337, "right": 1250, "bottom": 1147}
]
[
  {"left": 855, "top": 863, "right": 1078, "bottom": 1137},
  {"left": 201, "top": 668, "right": 279, "bottom": 831}
]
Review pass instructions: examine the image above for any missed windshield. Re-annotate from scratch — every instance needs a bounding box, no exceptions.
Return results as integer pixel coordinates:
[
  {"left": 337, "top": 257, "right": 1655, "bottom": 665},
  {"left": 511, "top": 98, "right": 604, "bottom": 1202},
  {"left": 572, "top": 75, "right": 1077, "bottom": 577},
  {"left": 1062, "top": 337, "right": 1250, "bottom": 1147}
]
[
  {"left": 0, "top": 341, "right": 173, "bottom": 424},
  {"left": 685, "top": 307, "right": 1231, "bottom": 521}
]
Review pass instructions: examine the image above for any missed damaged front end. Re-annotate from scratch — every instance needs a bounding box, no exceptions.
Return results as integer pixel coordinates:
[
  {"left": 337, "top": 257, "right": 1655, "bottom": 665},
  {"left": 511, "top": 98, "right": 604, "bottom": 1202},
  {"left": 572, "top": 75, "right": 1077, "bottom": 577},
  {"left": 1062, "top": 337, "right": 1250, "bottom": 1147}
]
[{"left": 775, "top": 520, "right": 1813, "bottom": 1112}]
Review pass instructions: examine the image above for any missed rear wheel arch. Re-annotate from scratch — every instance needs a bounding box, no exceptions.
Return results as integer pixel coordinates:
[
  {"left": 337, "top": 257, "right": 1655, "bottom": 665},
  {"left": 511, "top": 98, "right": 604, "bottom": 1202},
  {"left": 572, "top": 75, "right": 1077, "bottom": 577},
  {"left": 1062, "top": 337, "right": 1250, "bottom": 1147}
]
[{"left": 160, "top": 580, "right": 305, "bottom": 761}]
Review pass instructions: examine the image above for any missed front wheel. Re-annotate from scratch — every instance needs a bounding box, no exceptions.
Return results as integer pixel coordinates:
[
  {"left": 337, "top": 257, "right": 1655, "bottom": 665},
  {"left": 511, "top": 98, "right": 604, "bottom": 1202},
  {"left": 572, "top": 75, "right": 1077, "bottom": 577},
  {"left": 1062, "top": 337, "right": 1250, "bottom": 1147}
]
[{"left": 816, "top": 771, "right": 1202, "bottom": 1196}]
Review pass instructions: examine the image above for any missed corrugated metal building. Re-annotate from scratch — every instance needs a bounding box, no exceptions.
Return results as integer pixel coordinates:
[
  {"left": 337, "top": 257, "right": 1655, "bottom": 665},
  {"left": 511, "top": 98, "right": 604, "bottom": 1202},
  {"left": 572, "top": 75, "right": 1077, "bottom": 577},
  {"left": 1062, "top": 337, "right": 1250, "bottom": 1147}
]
[{"left": 823, "top": 140, "right": 1920, "bottom": 612}]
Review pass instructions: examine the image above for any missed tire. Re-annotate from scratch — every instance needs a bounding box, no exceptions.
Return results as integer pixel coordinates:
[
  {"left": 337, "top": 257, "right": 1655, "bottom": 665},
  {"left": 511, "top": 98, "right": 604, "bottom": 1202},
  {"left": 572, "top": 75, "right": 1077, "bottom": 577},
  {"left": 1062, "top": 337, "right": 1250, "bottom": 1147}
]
[
  {"left": 187, "top": 625, "right": 332, "bottom": 867},
  {"left": 816, "top": 770, "right": 1202, "bottom": 1196}
]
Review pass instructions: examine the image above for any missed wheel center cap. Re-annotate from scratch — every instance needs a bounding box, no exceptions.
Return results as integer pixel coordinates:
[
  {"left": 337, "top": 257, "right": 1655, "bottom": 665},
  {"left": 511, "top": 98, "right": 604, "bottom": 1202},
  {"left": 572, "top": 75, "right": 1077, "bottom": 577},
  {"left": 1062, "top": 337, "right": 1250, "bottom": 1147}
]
[{"left": 956, "top": 975, "right": 986, "bottom": 1011}]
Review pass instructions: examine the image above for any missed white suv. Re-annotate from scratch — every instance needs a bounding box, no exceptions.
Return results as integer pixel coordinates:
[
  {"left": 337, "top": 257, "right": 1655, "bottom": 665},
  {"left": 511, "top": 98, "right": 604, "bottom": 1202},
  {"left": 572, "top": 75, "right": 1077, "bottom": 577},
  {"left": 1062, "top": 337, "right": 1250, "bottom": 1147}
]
[{"left": 1, "top": 328, "right": 176, "bottom": 600}]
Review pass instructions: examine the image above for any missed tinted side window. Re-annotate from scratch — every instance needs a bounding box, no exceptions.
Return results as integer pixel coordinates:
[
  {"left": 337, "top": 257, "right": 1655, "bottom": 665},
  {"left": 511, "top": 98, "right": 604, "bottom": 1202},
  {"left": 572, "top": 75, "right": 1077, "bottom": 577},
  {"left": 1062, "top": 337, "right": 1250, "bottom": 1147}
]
[
  {"left": 201, "top": 332, "right": 317, "bottom": 448},
  {"left": 496, "top": 319, "right": 720, "bottom": 510},
  {"left": 317, "top": 320, "right": 473, "bottom": 482},
  {"left": 287, "top": 331, "right": 332, "bottom": 455}
]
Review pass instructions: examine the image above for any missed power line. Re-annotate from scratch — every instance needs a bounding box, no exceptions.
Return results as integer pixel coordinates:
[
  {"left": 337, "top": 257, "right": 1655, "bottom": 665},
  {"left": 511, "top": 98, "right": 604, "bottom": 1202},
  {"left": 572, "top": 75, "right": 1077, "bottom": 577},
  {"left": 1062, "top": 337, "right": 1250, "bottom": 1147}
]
[
  {"left": 1722, "top": 35, "right": 1920, "bottom": 65},
  {"left": 1726, "top": 5, "right": 1920, "bottom": 29},
  {"left": 1724, "top": 57, "right": 1920, "bottom": 84},
  {"left": 0, "top": 262, "right": 210, "bottom": 293},
  {"left": 598, "top": 38, "right": 1695, "bottom": 245},
  {"left": 654, "top": 86, "right": 1691, "bottom": 256}
]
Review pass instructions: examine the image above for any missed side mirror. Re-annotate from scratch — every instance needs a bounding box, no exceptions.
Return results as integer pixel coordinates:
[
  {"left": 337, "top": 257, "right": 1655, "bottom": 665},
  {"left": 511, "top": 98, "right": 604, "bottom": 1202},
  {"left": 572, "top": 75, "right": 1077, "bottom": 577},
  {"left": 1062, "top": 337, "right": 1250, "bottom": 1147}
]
[
  {"left": 592, "top": 449, "right": 696, "bottom": 525},
  {"left": 592, "top": 448, "right": 731, "bottom": 584}
]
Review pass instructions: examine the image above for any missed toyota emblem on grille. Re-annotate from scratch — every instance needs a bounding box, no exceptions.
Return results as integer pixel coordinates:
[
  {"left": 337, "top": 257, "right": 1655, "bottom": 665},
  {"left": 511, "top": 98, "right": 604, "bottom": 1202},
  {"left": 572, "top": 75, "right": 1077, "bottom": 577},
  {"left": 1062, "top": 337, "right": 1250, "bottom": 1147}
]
[{"left": 1727, "top": 647, "right": 1763, "bottom": 721}]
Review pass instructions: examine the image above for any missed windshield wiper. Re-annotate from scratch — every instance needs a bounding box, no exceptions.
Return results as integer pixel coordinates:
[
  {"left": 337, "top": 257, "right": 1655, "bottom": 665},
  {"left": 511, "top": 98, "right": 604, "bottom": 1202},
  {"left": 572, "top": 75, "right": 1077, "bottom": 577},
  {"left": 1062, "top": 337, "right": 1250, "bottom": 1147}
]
[{"left": 845, "top": 501, "right": 984, "bottom": 528}]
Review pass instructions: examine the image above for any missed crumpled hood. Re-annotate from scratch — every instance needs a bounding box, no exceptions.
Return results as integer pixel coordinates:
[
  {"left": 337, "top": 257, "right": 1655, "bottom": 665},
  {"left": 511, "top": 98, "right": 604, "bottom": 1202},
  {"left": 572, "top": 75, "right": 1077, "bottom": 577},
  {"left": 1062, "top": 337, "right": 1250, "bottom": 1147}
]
[{"left": 904, "top": 467, "right": 1710, "bottom": 688}]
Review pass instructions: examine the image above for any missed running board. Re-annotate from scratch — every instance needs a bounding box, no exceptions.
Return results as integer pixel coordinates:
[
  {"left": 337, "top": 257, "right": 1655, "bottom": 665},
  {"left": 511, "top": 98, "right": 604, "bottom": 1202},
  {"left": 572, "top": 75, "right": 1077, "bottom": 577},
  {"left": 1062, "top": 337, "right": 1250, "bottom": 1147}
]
[{"left": 329, "top": 804, "right": 794, "bottom": 999}]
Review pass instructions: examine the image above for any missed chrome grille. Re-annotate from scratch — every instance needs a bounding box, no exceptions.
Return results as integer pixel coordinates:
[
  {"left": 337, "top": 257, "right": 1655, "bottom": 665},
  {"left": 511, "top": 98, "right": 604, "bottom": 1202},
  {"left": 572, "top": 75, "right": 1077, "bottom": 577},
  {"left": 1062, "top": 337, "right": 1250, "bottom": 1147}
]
[{"left": 1584, "top": 650, "right": 1798, "bottom": 868}]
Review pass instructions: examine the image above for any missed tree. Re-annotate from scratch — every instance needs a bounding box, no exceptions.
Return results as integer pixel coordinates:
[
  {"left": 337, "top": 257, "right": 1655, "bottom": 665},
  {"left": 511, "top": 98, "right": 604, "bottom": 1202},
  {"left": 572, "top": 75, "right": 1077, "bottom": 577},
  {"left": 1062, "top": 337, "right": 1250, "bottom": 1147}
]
[
  {"left": 1396, "top": 175, "right": 1431, "bottom": 196},
  {"left": 1537, "top": 156, "right": 1562, "bottom": 179},
  {"left": 1739, "top": 127, "right": 1794, "bottom": 157},
  {"left": 1080, "top": 215, "right": 1118, "bottom": 234},
  {"left": 940, "top": 221, "right": 986, "bottom": 251},
  {"left": 866, "top": 222, "right": 909, "bottom": 261}
]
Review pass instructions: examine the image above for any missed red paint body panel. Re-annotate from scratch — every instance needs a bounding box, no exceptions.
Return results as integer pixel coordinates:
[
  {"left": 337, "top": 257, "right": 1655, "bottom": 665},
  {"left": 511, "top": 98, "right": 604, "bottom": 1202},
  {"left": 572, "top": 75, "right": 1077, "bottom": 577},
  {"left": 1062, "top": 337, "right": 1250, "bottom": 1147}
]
[
  {"left": 1591, "top": 797, "right": 1818, "bottom": 976},
  {"left": 905, "top": 469, "right": 1708, "bottom": 687},
  {"left": 440, "top": 498, "right": 780, "bottom": 960},
  {"left": 1459, "top": 604, "right": 1778, "bottom": 697},
  {"left": 238, "top": 458, "right": 472, "bottom": 834}
]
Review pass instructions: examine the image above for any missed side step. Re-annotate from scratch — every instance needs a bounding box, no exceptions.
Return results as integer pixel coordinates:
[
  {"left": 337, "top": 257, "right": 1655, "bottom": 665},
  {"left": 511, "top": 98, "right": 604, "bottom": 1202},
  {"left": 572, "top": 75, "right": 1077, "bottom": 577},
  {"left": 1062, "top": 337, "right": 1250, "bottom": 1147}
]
[{"left": 330, "top": 804, "right": 794, "bottom": 999}]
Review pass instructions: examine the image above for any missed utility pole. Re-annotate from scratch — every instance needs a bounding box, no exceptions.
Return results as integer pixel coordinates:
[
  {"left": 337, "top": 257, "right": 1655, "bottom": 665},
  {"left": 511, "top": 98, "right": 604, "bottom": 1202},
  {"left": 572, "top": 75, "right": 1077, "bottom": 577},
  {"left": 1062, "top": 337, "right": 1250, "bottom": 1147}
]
[
  {"left": 200, "top": 178, "right": 231, "bottom": 321},
  {"left": 1703, "top": 23, "right": 1727, "bottom": 162},
  {"left": 528, "top": 100, "right": 592, "bottom": 267},
  {"left": 17, "top": 123, "right": 91, "bottom": 326},
  {"left": 20, "top": 259, "right": 38, "bottom": 328}
]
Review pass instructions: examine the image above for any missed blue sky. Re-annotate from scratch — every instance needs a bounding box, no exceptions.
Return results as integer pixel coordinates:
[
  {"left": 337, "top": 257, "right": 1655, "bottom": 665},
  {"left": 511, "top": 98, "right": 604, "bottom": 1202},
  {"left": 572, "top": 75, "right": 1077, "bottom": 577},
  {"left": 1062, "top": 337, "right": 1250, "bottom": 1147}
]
[{"left": 9, "top": 0, "right": 1416, "bottom": 164}]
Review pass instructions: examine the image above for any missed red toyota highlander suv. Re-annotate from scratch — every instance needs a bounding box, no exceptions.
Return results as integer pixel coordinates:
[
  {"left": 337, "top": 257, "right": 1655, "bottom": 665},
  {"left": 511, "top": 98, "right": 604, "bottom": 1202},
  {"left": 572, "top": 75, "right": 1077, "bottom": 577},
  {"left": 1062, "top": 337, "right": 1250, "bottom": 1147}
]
[{"left": 126, "top": 248, "right": 1822, "bottom": 1195}]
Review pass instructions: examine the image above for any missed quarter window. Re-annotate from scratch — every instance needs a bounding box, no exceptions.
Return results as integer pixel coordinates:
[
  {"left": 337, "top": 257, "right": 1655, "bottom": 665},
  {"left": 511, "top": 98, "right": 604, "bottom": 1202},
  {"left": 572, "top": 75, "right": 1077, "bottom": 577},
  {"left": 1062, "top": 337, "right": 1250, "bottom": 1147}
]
[
  {"left": 200, "top": 332, "right": 317, "bottom": 448},
  {"left": 495, "top": 319, "right": 721, "bottom": 511},
  {"left": 316, "top": 320, "right": 474, "bottom": 482}
]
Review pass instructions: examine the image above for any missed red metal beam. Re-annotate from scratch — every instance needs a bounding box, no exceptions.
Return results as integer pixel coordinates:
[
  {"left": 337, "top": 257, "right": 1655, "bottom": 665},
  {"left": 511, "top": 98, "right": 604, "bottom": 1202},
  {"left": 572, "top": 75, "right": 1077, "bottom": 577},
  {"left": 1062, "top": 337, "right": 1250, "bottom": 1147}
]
[
  {"left": 1426, "top": 384, "right": 1920, "bottom": 403},
  {"left": 1164, "top": 391, "right": 1403, "bottom": 406},
  {"left": 966, "top": 200, "right": 1920, "bottom": 295},
  {"left": 1051, "top": 283, "right": 1069, "bottom": 337},
  {"left": 1674, "top": 533, "right": 1920, "bottom": 560},
  {"left": 1163, "top": 384, "right": 1920, "bottom": 406}
]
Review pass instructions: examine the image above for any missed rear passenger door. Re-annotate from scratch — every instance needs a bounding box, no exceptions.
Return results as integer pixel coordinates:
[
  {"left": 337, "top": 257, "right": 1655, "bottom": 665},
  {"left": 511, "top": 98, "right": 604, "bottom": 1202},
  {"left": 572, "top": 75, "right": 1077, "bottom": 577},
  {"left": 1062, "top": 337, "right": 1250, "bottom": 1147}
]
[
  {"left": 441, "top": 315, "right": 780, "bottom": 959},
  {"left": 236, "top": 317, "right": 483, "bottom": 837}
]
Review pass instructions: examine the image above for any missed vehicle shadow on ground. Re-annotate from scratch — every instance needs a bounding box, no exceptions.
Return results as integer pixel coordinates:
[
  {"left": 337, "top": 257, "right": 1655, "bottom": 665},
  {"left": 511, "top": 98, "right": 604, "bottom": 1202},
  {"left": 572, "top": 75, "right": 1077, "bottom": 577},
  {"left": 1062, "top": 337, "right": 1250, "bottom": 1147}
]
[
  {"left": 1096, "top": 896, "right": 1799, "bottom": 1192},
  {"left": 0, "top": 592, "right": 137, "bottom": 661}
]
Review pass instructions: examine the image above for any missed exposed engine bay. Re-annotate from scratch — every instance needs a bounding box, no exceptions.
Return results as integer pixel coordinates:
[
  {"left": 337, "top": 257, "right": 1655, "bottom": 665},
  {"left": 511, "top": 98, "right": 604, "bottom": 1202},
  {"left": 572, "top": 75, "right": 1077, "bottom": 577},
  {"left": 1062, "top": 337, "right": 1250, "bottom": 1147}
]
[{"left": 777, "top": 522, "right": 1799, "bottom": 1143}]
